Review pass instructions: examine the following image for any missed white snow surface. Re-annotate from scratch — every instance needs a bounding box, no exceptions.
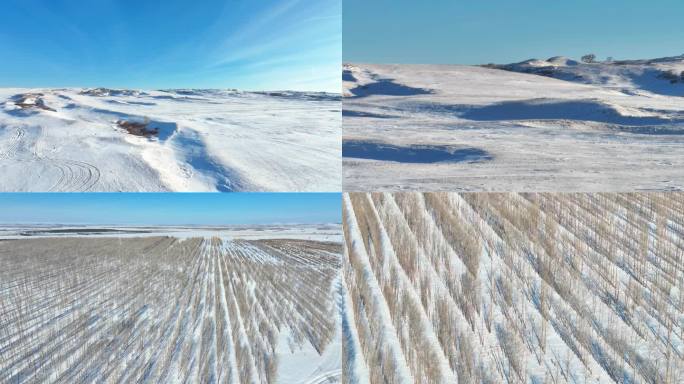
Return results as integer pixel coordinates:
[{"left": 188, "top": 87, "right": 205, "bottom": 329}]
[
  {"left": 0, "top": 223, "right": 343, "bottom": 242},
  {"left": 0, "top": 88, "right": 341, "bottom": 191},
  {"left": 276, "top": 276, "right": 343, "bottom": 384},
  {"left": 343, "top": 56, "right": 684, "bottom": 191}
]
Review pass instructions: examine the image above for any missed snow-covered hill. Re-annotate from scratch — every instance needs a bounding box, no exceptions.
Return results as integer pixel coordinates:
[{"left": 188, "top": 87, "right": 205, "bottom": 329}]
[
  {"left": 0, "top": 88, "right": 341, "bottom": 192},
  {"left": 491, "top": 54, "right": 684, "bottom": 97},
  {"left": 343, "top": 56, "right": 684, "bottom": 191}
]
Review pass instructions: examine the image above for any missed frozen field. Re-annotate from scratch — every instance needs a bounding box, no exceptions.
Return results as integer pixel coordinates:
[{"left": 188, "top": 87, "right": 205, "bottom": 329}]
[
  {"left": 0, "top": 88, "right": 340, "bottom": 192},
  {"left": 342, "top": 192, "right": 683, "bottom": 383},
  {"left": 343, "top": 56, "right": 684, "bottom": 191},
  {"left": 0, "top": 224, "right": 343, "bottom": 243},
  {"left": 0, "top": 233, "right": 343, "bottom": 383}
]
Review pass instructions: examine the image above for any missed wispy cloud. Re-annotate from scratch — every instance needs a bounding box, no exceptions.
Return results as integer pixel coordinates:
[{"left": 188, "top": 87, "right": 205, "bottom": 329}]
[{"left": 0, "top": 0, "right": 340, "bottom": 91}]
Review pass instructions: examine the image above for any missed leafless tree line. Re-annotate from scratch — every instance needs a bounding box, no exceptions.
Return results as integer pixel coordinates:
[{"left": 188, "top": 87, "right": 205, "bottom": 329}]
[
  {"left": 0, "top": 236, "right": 341, "bottom": 383},
  {"left": 343, "top": 192, "right": 683, "bottom": 384}
]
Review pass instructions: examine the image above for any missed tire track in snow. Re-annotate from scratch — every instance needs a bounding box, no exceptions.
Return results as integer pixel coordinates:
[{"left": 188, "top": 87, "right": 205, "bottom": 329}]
[
  {"left": 0, "top": 124, "right": 102, "bottom": 191},
  {"left": 0, "top": 126, "right": 25, "bottom": 160},
  {"left": 304, "top": 369, "right": 342, "bottom": 384},
  {"left": 46, "top": 159, "right": 101, "bottom": 192}
]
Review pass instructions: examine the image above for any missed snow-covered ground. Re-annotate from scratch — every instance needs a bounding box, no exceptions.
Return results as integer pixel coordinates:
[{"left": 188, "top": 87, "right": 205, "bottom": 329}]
[
  {"left": 0, "top": 223, "right": 343, "bottom": 242},
  {"left": 343, "top": 56, "right": 684, "bottom": 191},
  {"left": 0, "top": 88, "right": 341, "bottom": 191},
  {"left": 0, "top": 233, "right": 343, "bottom": 383}
]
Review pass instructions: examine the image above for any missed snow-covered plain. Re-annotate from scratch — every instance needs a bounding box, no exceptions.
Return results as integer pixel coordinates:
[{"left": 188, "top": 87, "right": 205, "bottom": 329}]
[
  {"left": 0, "top": 231, "right": 343, "bottom": 383},
  {"left": 0, "top": 223, "right": 343, "bottom": 242},
  {"left": 342, "top": 192, "right": 684, "bottom": 383},
  {"left": 343, "top": 56, "right": 684, "bottom": 191},
  {"left": 0, "top": 88, "right": 341, "bottom": 191}
]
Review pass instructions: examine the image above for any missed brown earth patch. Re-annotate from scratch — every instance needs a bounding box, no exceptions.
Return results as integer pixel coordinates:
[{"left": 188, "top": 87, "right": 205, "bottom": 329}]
[
  {"left": 14, "top": 93, "right": 56, "bottom": 112},
  {"left": 116, "top": 119, "right": 159, "bottom": 137}
]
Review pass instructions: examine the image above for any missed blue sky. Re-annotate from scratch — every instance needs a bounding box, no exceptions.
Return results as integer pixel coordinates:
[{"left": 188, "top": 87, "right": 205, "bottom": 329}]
[
  {"left": 0, "top": 0, "right": 340, "bottom": 91},
  {"left": 0, "top": 193, "right": 341, "bottom": 225},
  {"left": 344, "top": 0, "right": 684, "bottom": 64}
]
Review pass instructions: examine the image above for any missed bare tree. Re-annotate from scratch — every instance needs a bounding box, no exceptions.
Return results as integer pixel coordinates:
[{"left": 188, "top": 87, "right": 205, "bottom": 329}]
[{"left": 581, "top": 53, "right": 596, "bottom": 63}]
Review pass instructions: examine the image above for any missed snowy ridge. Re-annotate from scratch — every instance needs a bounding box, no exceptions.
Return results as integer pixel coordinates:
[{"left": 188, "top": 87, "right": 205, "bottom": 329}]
[
  {"left": 0, "top": 87, "right": 340, "bottom": 191},
  {"left": 492, "top": 55, "right": 684, "bottom": 96},
  {"left": 342, "top": 192, "right": 684, "bottom": 383}
]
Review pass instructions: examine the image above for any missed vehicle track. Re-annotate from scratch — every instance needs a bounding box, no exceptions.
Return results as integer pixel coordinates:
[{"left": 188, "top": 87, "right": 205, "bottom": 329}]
[
  {"left": 305, "top": 369, "right": 342, "bottom": 384},
  {"left": 0, "top": 126, "right": 26, "bottom": 160},
  {"left": 46, "top": 159, "right": 101, "bottom": 192},
  {"left": 0, "top": 124, "right": 102, "bottom": 191},
  {"left": 0, "top": 127, "right": 26, "bottom": 160},
  {"left": 34, "top": 124, "right": 101, "bottom": 192}
]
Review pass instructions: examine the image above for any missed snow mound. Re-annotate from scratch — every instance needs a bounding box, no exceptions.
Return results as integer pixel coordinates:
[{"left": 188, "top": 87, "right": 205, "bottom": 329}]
[
  {"left": 546, "top": 56, "right": 579, "bottom": 66},
  {"left": 6, "top": 93, "right": 56, "bottom": 113},
  {"left": 493, "top": 54, "right": 684, "bottom": 97},
  {"left": 80, "top": 87, "right": 147, "bottom": 97}
]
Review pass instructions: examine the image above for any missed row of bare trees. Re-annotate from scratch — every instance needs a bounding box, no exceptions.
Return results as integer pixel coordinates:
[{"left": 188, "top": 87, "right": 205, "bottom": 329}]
[
  {"left": 343, "top": 192, "right": 683, "bottom": 384},
  {"left": 0, "top": 236, "right": 341, "bottom": 383}
]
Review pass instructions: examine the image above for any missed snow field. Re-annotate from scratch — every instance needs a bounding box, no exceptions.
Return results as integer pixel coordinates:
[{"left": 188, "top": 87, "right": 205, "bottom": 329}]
[
  {"left": 343, "top": 58, "right": 684, "bottom": 191},
  {"left": 0, "top": 88, "right": 341, "bottom": 192},
  {"left": 0, "top": 236, "right": 343, "bottom": 383}
]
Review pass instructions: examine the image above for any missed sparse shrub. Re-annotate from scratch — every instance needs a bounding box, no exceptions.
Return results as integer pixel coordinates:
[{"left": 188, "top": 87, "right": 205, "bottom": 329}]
[{"left": 581, "top": 53, "right": 596, "bottom": 63}]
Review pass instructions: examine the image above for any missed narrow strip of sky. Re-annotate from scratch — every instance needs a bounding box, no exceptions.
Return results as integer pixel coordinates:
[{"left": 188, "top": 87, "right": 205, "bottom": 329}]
[
  {"left": 0, "top": 0, "right": 341, "bottom": 91},
  {"left": 0, "top": 193, "right": 341, "bottom": 225},
  {"left": 344, "top": 0, "right": 684, "bottom": 65}
]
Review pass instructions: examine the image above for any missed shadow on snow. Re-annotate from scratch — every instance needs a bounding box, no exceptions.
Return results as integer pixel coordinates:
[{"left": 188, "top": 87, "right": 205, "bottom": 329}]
[{"left": 343, "top": 141, "right": 492, "bottom": 163}]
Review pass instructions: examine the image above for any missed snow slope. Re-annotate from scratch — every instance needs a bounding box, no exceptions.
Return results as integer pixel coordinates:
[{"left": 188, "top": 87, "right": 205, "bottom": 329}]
[
  {"left": 343, "top": 56, "right": 684, "bottom": 191},
  {"left": 342, "top": 192, "right": 684, "bottom": 383},
  {"left": 0, "top": 88, "right": 341, "bottom": 191}
]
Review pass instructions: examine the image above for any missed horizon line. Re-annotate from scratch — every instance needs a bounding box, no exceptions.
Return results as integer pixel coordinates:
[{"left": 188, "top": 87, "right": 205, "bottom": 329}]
[
  {"left": 0, "top": 86, "right": 342, "bottom": 94},
  {"left": 343, "top": 52, "right": 684, "bottom": 67}
]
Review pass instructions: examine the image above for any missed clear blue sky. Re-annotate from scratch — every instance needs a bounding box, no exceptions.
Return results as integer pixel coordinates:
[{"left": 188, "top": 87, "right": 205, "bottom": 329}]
[
  {"left": 0, "top": 193, "right": 341, "bottom": 225},
  {"left": 0, "top": 0, "right": 341, "bottom": 92},
  {"left": 344, "top": 0, "right": 684, "bottom": 64}
]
